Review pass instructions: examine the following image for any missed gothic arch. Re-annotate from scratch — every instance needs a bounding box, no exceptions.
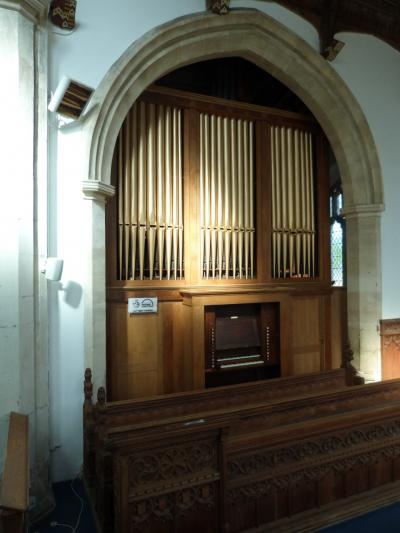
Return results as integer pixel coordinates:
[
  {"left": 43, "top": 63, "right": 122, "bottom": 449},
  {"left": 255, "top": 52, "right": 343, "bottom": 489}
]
[{"left": 81, "top": 9, "right": 384, "bottom": 387}]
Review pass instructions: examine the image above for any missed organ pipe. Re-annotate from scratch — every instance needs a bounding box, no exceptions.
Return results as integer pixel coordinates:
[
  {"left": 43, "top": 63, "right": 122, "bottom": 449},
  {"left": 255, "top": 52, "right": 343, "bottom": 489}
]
[
  {"left": 200, "top": 112, "right": 255, "bottom": 279},
  {"left": 271, "top": 125, "right": 316, "bottom": 279},
  {"left": 117, "top": 101, "right": 184, "bottom": 280}
]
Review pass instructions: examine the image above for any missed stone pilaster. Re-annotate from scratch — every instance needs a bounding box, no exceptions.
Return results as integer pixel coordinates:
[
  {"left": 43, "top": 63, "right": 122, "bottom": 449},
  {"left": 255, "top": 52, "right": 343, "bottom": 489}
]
[
  {"left": 82, "top": 181, "right": 115, "bottom": 394},
  {"left": 343, "top": 204, "right": 383, "bottom": 381}
]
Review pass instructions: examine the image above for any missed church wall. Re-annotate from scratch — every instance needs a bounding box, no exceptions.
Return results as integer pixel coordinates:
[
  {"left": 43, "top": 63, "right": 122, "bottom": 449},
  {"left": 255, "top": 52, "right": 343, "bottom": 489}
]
[
  {"left": 47, "top": 126, "right": 86, "bottom": 481},
  {"left": 48, "top": 1, "right": 398, "bottom": 481}
]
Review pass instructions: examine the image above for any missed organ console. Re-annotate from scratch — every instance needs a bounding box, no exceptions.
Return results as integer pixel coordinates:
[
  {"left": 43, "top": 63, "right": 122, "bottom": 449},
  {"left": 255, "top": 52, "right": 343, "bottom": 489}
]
[{"left": 204, "top": 303, "right": 280, "bottom": 387}]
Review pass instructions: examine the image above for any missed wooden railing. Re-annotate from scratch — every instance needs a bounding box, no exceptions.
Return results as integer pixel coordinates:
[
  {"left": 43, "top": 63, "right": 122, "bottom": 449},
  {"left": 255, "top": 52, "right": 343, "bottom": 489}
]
[{"left": 0, "top": 412, "right": 29, "bottom": 533}]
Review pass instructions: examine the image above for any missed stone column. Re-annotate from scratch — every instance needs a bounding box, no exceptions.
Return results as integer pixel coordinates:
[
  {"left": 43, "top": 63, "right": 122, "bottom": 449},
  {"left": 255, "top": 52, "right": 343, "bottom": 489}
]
[
  {"left": 0, "top": 0, "right": 52, "bottom": 517},
  {"left": 343, "top": 204, "right": 383, "bottom": 381}
]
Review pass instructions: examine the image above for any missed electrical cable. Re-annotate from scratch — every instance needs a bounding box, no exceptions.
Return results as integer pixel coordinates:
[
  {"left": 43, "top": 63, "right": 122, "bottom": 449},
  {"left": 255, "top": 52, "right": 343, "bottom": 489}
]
[
  {"left": 49, "top": 473, "right": 84, "bottom": 532},
  {"left": 49, "top": 521, "right": 74, "bottom": 531},
  {"left": 31, "top": 470, "right": 84, "bottom": 533},
  {"left": 70, "top": 475, "right": 84, "bottom": 532}
]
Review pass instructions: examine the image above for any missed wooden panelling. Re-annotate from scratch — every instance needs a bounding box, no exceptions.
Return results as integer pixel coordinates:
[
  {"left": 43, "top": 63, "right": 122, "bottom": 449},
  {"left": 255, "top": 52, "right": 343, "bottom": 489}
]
[
  {"left": 331, "top": 287, "right": 347, "bottom": 368},
  {"left": 291, "top": 295, "right": 325, "bottom": 374},
  {"left": 108, "top": 304, "right": 161, "bottom": 400},
  {"left": 142, "top": 85, "right": 316, "bottom": 128},
  {"left": 344, "top": 466, "right": 369, "bottom": 498},
  {"left": 163, "top": 301, "right": 186, "bottom": 393},
  {"left": 106, "top": 286, "right": 344, "bottom": 398},
  {"left": 381, "top": 319, "right": 400, "bottom": 380},
  {"left": 107, "top": 300, "right": 187, "bottom": 400}
]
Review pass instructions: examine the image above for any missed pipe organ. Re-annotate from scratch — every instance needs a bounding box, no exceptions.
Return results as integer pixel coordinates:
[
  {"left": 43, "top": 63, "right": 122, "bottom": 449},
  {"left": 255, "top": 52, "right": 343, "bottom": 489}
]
[{"left": 107, "top": 85, "right": 334, "bottom": 401}]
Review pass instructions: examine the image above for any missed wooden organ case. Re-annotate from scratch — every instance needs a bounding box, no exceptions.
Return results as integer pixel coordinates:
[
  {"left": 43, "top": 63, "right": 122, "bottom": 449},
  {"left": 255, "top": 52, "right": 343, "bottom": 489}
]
[{"left": 105, "top": 83, "right": 344, "bottom": 401}]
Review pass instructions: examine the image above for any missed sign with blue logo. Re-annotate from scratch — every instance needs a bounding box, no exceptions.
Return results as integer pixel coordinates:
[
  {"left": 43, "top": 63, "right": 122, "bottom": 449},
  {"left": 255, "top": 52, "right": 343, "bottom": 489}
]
[{"left": 128, "top": 297, "right": 158, "bottom": 314}]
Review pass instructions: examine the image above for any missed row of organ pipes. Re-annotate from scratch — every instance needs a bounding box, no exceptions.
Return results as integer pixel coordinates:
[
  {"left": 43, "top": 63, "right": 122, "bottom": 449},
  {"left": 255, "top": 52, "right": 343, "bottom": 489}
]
[
  {"left": 271, "top": 126, "right": 316, "bottom": 278},
  {"left": 116, "top": 99, "right": 317, "bottom": 282},
  {"left": 200, "top": 113, "right": 255, "bottom": 279},
  {"left": 117, "top": 101, "right": 183, "bottom": 280}
]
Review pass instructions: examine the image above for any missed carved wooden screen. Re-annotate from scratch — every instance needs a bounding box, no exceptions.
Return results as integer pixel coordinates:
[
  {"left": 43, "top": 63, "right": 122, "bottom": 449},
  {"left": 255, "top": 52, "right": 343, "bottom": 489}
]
[
  {"left": 270, "top": 126, "right": 317, "bottom": 278},
  {"left": 200, "top": 114, "right": 255, "bottom": 279},
  {"left": 116, "top": 101, "right": 183, "bottom": 280}
]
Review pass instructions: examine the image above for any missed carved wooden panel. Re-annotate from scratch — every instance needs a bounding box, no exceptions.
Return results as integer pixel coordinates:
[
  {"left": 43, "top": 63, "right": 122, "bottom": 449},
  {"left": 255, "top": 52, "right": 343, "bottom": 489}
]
[
  {"left": 381, "top": 319, "right": 400, "bottom": 380},
  {"left": 226, "top": 414, "right": 400, "bottom": 530},
  {"left": 128, "top": 439, "right": 218, "bottom": 498},
  {"left": 115, "top": 435, "right": 220, "bottom": 533}
]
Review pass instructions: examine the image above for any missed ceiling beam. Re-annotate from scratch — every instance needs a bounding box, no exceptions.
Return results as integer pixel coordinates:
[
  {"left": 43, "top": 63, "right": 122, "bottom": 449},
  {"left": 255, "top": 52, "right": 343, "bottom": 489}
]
[{"left": 260, "top": 0, "right": 400, "bottom": 54}]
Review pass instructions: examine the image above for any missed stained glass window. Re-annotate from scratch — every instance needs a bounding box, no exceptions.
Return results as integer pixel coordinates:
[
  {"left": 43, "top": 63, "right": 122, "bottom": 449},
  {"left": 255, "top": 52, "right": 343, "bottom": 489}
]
[{"left": 330, "top": 186, "right": 345, "bottom": 286}]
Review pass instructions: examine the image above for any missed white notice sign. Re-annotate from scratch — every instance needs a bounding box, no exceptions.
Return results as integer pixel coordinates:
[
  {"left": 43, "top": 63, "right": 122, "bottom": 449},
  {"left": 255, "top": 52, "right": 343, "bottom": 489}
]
[{"left": 128, "top": 297, "right": 158, "bottom": 314}]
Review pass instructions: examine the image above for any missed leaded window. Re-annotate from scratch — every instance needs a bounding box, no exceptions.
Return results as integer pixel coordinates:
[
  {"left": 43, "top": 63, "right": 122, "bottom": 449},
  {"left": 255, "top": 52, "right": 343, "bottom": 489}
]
[{"left": 330, "top": 185, "right": 345, "bottom": 286}]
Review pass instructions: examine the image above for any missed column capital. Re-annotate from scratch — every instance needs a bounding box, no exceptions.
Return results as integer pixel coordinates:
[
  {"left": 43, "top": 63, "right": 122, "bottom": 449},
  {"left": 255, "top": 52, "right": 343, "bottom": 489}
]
[
  {"left": 0, "top": 0, "right": 49, "bottom": 25},
  {"left": 82, "top": 180, "right": 115, "bottom": 203},
  {"left": 341, "top": 203, "right": 384, "bottom": 219}
]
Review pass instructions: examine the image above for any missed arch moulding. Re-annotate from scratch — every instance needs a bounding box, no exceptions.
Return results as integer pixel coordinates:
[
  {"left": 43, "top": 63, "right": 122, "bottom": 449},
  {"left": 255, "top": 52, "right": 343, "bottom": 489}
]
[{"left": 81, "top": 9, "right": 384, "bottom": 389}]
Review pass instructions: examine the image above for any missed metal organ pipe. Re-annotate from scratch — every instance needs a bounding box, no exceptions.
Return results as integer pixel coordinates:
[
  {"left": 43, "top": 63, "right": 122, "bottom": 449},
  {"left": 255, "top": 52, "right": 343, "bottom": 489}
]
[
  {"left": 217, "top": 116, "right": 224, "bottom": 279},
  {"left": 130, "top": 105, "right": 138, "bottom": 282},
  {"left": 223, "top": 117, "right": 231, "bottom": 280},
  {"left": 249, "top": 122, "right": 254, "bottom": 278}
]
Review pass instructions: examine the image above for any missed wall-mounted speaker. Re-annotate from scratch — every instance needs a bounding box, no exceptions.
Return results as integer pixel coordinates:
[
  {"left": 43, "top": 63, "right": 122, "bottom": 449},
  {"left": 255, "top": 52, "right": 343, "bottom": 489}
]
[
  {"left": 48, "top": 76, "right": 93, "bottom": 119},
  {"left": 43, "top": 258, "right": 64, "bottom": 281}
]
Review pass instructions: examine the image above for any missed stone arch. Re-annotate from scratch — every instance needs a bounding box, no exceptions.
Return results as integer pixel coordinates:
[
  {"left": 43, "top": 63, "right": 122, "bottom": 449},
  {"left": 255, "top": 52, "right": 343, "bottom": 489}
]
[{"left": 82, "top": 9, "right": 384, "bottom": 387}]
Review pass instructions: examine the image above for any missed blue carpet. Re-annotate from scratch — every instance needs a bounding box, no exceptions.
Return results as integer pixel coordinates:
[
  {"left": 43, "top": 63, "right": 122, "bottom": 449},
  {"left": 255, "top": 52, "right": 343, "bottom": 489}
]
[
  {"left": 319, "top": 501, "right": 400, "bottom": 532},
  {"left": 29, "top": 479, "right": 96, "bottom": 533}
]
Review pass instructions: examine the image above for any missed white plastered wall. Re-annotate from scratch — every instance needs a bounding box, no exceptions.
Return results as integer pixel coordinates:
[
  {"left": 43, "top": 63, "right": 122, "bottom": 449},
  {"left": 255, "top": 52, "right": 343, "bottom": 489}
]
[{"left": 47, "top": 0, "right": 398, "bottom": 481}]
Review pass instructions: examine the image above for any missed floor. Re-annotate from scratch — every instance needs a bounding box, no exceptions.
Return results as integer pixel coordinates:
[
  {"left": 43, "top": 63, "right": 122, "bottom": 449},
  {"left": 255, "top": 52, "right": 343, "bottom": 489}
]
[
  {"left": 319, "top": 501, "right": 400, "bottom": 532},
  {"left": 29, "top": 479, "right": 96, "bottom": 533}
]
